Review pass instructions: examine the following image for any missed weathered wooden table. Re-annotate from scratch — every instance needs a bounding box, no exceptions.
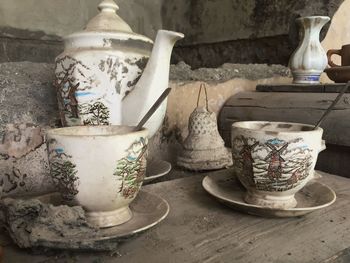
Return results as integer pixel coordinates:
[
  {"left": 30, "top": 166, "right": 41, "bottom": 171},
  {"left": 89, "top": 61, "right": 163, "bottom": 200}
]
[{"left": 1, "top": 169, "right": 350, "bottom": 263}]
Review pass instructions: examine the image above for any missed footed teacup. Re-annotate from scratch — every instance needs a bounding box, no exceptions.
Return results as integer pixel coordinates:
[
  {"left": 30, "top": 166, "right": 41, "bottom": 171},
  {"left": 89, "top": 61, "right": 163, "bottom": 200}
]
[
  {"left": 231, "top": 121, "right": 325, "bottom": 209},
  {"left": 46, "top": 125, "right": 148, "bottom": 228}
]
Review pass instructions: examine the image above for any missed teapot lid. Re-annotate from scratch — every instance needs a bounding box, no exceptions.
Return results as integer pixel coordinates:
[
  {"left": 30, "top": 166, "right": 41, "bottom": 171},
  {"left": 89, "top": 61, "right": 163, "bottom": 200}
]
[
  {"left": 64, "top": 0, "right": 153, "bottom": 49},
  {"left": 85, "top": 0, "right": 133, "bottom": 33}
]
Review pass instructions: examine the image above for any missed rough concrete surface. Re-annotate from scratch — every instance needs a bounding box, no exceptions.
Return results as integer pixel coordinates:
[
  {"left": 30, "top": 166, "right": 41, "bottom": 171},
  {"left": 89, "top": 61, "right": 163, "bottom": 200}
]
[
  {"left": 170, "top": 61, "right": 291, "bottom": 82},
  {"left": 0, "top": 62, "right": 58, "bottom": 126},
  {"left": 0, "top": 123, "right": 43, "bottom": 159},
  {"left": 0, "top": 62, "right": 57, "bottom": 197},
  {"left": 0, "top": 197, "right": 96, "bottom": 249}
]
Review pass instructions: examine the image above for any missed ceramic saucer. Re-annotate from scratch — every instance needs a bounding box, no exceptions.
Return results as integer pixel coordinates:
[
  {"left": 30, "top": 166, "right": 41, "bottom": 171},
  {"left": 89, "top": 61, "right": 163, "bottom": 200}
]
[
  {"left": 144, "top": 159, "right": 172, "bottom": 182},
  {"left": 202, "top": 172, "right": 336, "bottom": 218},
  {"left": 27, "top": 190, "right": 169, "bottom": 251},
  {"left": 325, "top": 66, "right": 350, "bottom": 83}
]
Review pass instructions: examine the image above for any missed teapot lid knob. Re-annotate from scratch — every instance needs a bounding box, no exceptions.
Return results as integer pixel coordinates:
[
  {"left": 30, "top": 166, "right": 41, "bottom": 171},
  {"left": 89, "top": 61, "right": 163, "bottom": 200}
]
[
  {"left": 85, "top": 0, "right": 133, "bottom": 33},
  {"left": 98, "top": 0, "right": 119, "bottom": 12}
]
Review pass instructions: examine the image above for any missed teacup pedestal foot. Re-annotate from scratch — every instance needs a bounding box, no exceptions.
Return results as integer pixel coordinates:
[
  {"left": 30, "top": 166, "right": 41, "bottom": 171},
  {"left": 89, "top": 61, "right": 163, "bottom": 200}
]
[
  {"left": 292, "top": 71, "right": 321, "bottom": 84},
  {"left": 244, "top": 192, "right": 297, "bottom": 209},
  {"left": 86, "top": 206, "right": 133, "bottom": 228}
]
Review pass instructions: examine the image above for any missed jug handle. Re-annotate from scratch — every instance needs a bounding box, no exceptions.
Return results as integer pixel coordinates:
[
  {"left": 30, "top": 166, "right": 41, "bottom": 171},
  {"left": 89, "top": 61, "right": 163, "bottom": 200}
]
[
  {"left": 197, "top": 83, "right": 209, "bottom": 111},
  {"left": 327, "top": 49, "right": 341, "bottom": 67}
]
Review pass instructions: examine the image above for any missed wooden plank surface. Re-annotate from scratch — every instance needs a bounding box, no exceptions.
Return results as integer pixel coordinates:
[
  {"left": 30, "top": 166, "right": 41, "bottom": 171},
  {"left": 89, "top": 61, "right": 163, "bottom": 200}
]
[
  {"left": 1, "top": 169, "right": 350, "bottom": 263},
  {"left": 219, "top": 92, "right": 350, "bottom": 147},
  {"left": 256, "top": 83, "right": 348, "bottom": 93}
]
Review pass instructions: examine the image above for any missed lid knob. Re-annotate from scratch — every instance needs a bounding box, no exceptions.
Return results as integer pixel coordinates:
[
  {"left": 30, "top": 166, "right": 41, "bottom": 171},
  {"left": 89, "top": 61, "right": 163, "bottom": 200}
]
[
  {"left": 85, "top": 0, "right": 133, "bottom": 33},
  {"left": 98, "top": 0, "right": 119, "bottom": 12}
]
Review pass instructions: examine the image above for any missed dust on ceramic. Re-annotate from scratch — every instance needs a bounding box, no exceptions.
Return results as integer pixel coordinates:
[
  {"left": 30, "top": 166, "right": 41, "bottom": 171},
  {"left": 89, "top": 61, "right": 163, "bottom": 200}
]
[
  {"left": 202, "top": 171, "right": 336, "bottom": 218},
  {"left": 177, "top": 85, "right": 232, "bottom": 171},
  {"left": 46, "top": 125, "right": 148, "bottom": 228},
  {"left": 289, "top": 16, "right": 330, "bottom": 84},
  {"left": 231, "top": 121, "right": 326, "bottom": 209},
  {"left": 54, "top": 0, "right": 184, "bottom": 138}
]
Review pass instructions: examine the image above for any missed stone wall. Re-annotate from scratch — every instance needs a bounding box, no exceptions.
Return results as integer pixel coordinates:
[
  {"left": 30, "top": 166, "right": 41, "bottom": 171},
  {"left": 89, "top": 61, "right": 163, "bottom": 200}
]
[
  {"left": 0, "top": 0, "right": 345, "bottom": 67},
  {"left": 0, "top": 0, "right": 163, "bottom": 63}
]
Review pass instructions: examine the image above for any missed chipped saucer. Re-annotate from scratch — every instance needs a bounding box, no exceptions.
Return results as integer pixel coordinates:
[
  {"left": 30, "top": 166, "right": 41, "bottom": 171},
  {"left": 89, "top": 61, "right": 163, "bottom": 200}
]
[{"left": 202, "top": 172, "right": 336, "bottom": 218}]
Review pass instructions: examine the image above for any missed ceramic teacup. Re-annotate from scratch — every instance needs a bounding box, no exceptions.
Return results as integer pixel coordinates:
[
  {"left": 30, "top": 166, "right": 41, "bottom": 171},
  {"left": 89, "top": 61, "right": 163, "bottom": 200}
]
[
  {"left": 231, "top": 121, "right": 325, "bottom": 209},
  {"left": 327, "top": 44, "right": 350, "bottom": 67},
  {"left": 46, "top": 125, "right": 148, "bottom": 228}
]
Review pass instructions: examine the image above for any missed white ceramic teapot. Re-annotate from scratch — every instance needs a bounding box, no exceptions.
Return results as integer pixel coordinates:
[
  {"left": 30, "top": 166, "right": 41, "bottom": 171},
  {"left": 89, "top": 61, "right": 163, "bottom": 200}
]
[{"left": 54, "top": 0, "right": 184, "bottom": 137}]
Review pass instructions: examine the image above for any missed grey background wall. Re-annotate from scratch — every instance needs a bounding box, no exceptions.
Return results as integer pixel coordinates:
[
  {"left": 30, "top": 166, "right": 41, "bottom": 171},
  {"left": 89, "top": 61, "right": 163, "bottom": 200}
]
[{"left": 0, "top": 0, "right": 344, "bottom": 67}]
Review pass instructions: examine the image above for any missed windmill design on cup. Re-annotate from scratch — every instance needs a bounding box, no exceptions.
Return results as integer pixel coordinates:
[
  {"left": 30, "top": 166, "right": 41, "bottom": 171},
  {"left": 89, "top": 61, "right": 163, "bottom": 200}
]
[
  {"left": 240, "top": 137, "right": 259, "bottom": 186},
  {"left": 264, "top": 142, "right": 289, "bottom": 180}
]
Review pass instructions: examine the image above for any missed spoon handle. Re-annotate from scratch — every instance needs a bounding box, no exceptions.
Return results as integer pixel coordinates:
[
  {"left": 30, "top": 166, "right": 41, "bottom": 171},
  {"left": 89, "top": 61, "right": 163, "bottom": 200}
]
[
  {"left": 313, "top": 81, "right": 350, "bottom": 130},
  {"left": 134, "top": 88, "right": 172, "bottom": 131}
]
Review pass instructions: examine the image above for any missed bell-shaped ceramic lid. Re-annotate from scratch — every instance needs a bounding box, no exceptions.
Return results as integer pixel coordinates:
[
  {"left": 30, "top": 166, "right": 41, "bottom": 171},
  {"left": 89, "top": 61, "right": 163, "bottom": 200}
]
[{"left": 64, "top": 0, "right": 153, "bottom": 50}]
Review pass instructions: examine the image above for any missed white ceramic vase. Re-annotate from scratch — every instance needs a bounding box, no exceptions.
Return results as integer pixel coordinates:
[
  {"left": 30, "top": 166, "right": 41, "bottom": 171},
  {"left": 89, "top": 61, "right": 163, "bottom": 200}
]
[
  {"left": 289, "top": 16, "right": 330, "bottom": 84},
  {"left": 231, "top": 121, "right": 325, "bottom": 209},
  {"left": 46, "top": 126, "right": 148, "bottom": 228}
]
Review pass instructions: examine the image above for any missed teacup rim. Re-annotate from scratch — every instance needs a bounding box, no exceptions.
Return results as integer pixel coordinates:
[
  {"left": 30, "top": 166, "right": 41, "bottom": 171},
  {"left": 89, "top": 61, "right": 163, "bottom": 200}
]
[
  {"left": 231, "top": 121, "right": 323, "bottom": 134},
  {"left": 46, "top": 125, "right": 148, "bottom": 138}
]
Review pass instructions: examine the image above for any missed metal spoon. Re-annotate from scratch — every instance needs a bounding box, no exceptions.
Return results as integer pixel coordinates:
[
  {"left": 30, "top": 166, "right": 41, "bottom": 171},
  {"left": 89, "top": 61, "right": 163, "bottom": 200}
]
[
  {"left": 313, "top": 81, "right": 350, "bottom": 130},
  {"left": 134, "top": 88, "right": 172, "bottom": 131}
]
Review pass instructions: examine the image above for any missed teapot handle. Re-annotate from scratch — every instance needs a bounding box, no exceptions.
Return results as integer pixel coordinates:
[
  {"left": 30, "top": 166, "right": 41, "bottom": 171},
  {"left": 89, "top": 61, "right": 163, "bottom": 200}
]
[{"left": 197, "top": 83, "right": 209, "bottom": 111}]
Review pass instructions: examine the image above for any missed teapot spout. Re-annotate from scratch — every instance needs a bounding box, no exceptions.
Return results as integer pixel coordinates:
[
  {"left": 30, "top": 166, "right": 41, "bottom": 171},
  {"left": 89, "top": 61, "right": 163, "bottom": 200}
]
[{"left": 122, "top": 30, "right": 184, "bottom": 137}]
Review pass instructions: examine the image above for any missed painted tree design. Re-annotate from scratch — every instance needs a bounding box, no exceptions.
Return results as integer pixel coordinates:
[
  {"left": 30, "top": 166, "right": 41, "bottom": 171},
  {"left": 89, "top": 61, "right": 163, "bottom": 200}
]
[
  {"left": 47, "top": 138, "right": 79, "bottom": 200},
  {"left": 53, "top": 72, "right": 80, "bottom": 125},
  {"left": 81, "top": 102, "right": 110, "bottom": 125},
  {"left": 114, "top": 138, "right": 147, "bottom": 199},
  {"left": 54, "top": 56, "right": 96, "bottom": 126},
  {"left": 50, "top": 160, "right": 79, "bottom": 200}
]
